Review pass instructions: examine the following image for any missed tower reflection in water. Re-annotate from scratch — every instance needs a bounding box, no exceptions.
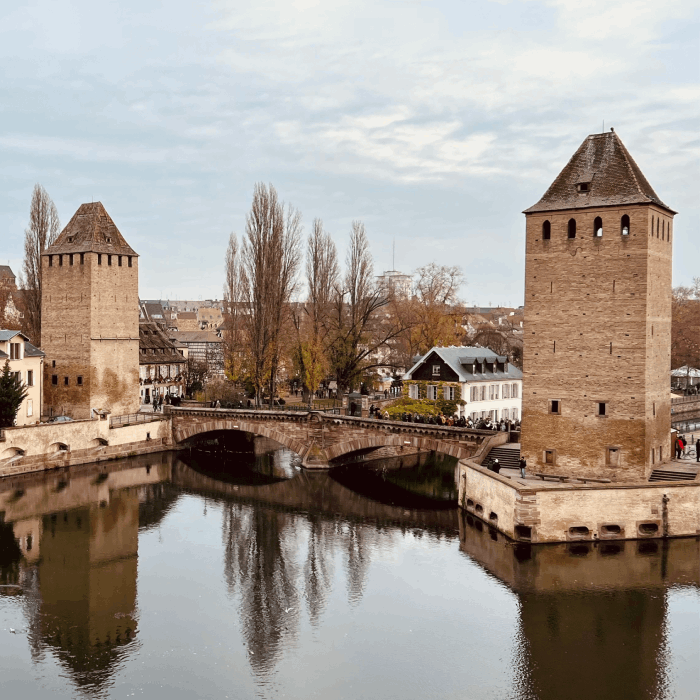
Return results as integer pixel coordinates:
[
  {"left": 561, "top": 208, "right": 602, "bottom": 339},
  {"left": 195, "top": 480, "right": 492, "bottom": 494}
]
[
  {"left": 0, "top": 455, "right": 173, "bottom": 692},
  {"left": 0, "top": 447, "right": 697, "bottom": 699},
  {"left": 459, "top": 512, "right": 699, "bottom": 700}
]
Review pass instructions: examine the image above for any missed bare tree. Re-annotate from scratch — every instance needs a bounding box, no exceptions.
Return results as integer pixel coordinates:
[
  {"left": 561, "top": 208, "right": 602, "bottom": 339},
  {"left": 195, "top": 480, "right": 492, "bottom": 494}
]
[
  {"left": 240, "top": 183, "right": 302, "bottom": 405},
  {"left": 223, "top": 233, "right": 246, "bottom": 383},
  {"left": 292, "top": 219, "right": 339, "bottom": 399},
  {"left": 21, "top": 184, "right": 60, "bottom": 345},
  {"left": 326, "top": 221, "right": 405, "bottom": 392}
]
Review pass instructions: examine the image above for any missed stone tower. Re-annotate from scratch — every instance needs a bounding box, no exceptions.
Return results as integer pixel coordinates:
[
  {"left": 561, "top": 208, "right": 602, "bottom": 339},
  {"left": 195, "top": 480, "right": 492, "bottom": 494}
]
[
  {"left": 42, "top": 202, "right": 140, "bottom": 419},
  {"left": 521, "top": 130, "right": 675, "bottom": 481}
]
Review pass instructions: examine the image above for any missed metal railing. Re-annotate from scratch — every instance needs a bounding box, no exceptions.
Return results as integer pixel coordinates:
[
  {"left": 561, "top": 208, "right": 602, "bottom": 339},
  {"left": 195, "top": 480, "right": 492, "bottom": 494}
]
[{"left": 110, "top": 413, "right": 167, "bottom": 428}]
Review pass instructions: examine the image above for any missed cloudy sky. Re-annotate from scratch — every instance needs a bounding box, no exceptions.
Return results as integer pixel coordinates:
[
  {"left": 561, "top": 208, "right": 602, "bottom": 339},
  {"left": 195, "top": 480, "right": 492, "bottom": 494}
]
[{"left": 1, "top": 0, "right": 698, "bottom": 305}]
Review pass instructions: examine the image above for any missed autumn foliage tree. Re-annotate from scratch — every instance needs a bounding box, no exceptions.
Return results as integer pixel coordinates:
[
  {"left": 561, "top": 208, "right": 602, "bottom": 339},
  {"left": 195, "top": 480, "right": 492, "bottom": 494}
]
[{"left": 672, "top": 278, "right": 700, "bottom": 387}]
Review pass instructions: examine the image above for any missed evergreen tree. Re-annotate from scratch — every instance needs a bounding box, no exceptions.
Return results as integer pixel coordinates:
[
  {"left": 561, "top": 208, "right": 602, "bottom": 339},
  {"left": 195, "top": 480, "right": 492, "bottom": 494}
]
[{"left": 0, "top": 360, "right": 28, "bottom": 428}]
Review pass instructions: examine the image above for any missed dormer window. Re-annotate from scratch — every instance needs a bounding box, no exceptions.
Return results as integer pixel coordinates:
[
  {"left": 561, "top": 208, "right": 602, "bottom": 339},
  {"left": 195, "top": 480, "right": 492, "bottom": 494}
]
[
  {"left": 106, "top": 237, "right": 112, "bottom": 243},
  {"left": 577, "top": 183, "right": 590, "bottom": 192},
  {"left": 432, "top": 365, "right": 440, "bottom": 376},
  {"left": 67, "top": 236, "right": 73, "bottom": 243}
]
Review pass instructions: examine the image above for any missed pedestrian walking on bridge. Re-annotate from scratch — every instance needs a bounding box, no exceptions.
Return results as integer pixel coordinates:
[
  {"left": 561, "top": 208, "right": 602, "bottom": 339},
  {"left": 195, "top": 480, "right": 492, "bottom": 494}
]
[{"left": 519, "top": 457, "right": 527, "bottom": 479}]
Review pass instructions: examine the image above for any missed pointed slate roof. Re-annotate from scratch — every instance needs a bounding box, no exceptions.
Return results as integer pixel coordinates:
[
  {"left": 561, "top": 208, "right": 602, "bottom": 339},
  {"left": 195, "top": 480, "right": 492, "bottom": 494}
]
[
  {"left": 45, "top": 202, "right": 138, "bottom": 256},
  {"left": 524, "top": 131, "right": 675, "bottom": 214}
]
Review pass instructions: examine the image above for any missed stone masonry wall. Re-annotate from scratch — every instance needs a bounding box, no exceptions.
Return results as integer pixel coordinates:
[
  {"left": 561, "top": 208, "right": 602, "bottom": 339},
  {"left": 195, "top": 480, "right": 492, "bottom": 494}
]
[
  {"left": 521, "top": 204, "right": 673, "bottom": 481},
  {"left": 42, "top": 252, "right": 139, "bottom": 419}
]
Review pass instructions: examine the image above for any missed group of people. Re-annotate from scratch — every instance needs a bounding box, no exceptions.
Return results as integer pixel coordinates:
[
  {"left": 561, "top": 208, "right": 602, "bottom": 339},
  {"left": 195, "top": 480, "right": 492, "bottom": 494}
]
[
  {"left": 383, "top": 411, "right": 521, "bottom": 431},
  {"left": 675, "top": 434, "right": 700, "bottom": 462}
]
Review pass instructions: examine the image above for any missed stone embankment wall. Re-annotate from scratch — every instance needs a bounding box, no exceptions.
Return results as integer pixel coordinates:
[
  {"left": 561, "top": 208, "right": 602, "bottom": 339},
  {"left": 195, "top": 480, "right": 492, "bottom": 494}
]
[
  {"left": 458, "top": 459, "right": 700, "bottom": 543},
  {"left": 0, "top": 417, "right": 171, "bottom": 479}
]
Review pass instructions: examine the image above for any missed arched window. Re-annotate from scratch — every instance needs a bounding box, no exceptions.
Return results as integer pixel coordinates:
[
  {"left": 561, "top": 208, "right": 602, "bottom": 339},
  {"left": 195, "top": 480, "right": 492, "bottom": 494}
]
[
  {"left": 542, "top": 220, "right": 551, "bottom": 240},
  {"left": 621, "top": 214, "right": 630, "bottom": 236},
  {"left": 593, "top": 216, "right": 603, "bottom": 237},
  {"left": 568, "top": 219, "right": 576, "bottom": 239}
]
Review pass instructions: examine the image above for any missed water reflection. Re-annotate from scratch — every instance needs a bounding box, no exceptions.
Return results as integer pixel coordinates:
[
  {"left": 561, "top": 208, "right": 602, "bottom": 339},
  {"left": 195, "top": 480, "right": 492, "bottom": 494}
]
[
  {"left": 459, "top": 512, "right": 700, "bottom": 700},
  {"left": 0, "top": 447, "right": 697, "bottom": 700},
  {"left": 0, "top": 454, "right": 174, "bottom": 692}
]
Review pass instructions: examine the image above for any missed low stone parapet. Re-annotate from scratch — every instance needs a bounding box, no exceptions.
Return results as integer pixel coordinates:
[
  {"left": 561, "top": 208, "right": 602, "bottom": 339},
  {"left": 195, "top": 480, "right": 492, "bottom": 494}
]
[
  {"left": 458, "top": 458, "right": 699, "bottom": 543},
  {"left": 0, "top": 415, "right": 172, "bottom": 479}
]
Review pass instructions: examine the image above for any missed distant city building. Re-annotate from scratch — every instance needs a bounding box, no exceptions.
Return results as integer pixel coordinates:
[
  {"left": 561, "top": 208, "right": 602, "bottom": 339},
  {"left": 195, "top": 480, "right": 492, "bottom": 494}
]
[
  {"left": 0, "top": 329, "right": 44, "bottom": 425},
  {"left": 376, "top": 270, "right": 412, "bottom": 300},
  {"left": 404, "top": 346, "right": 522, "bottom": 421},
  {"left": 42, "top": 202, "right": 140, "bottom": 419},
  {"left": 168, "top": 330, "right": 224, "bottom": 378},
  {"left": 139, "top": 322, "right": 187, "bottom": 404}
]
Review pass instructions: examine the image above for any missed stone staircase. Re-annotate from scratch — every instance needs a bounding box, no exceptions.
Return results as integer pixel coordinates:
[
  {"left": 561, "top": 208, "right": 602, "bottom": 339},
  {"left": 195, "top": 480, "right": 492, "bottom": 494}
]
[
  {"left": 484, "top": 445, "right": 521, "bottom": 471},
  {"left": 648, "top": 467, "right": 698, "bottom": 482}
]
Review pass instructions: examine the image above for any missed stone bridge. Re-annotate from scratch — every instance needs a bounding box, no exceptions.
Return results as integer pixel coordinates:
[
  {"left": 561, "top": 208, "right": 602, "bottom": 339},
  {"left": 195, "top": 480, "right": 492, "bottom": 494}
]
[{"left": 167, "top": 407, "right": 496, "bottom": 469}]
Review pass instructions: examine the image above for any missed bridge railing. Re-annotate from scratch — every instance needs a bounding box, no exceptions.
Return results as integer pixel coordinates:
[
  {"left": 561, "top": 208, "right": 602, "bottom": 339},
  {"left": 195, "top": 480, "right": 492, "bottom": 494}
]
[{"left": 110, "top": 413, "right": 168, "bottom": 428}]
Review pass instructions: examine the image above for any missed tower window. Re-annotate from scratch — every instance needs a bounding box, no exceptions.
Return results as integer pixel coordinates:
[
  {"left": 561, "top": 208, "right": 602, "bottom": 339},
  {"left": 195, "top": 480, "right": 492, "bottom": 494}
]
[
  {"left": 64, "top": 376, "right": 69, "bottom": 386},
  {"left": 656, "top": 218, "right": 659, "bottom": 238},
  {"left": 542, "top": 220, "right": 551, "bottom": 240},
  {"left": 80, "top": 253, "right": 84, "bottom": 265},
  {"left": 48, "top": 255, "right": 53, "bottom": 267},
  {"left": 662, "top": 221, "right": 665, "bottom": 241},
  {"left": 568, "top": 219, "right": 576, "bottom": 239},
  {"left": 69, "top": 254, "right": 74, "bottom": 266},
  {"left": 593, "top": 216, "right": 603, "bottom": 237},
  {"left": 128, "top": 256, "right": 133, "bottom": 267},
  {"left": 51, "top": 374, "right": 58, "bottom": 385},
  {"left": 598, "top": 402, "right": 607, "bottom": 416},
  {"left": 77, "top": 376, "right": 83, "bottom": 386},
  {"left": 118, "top": 255, "right": 123, "bottom": 267},
  {"left": 549, "top": 400, "right": 561, "bottom": 415},
  {"left": 108, "top": 255, "right": 112, "bottom": 266},
  {"left": 621, "top": 214, "right": 630, "bottom": 236},
  {"left": 98, "top": 254, "right": 102, "bottom": 265},
  {"left": 59, "top": 254, "right": 63, "bottom": 267}
]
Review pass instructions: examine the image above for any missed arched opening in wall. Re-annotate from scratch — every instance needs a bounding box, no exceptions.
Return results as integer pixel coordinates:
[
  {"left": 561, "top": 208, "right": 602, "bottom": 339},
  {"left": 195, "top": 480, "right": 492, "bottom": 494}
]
[
  {"left": 567, "top": 219, "right": 576, "bottom": 239},
  {"left": 593, "top": 216, "right": 603, "bottom": 237},
  {"left": 542, "top": 220, "right": 551, "bottom": 240},
  {"left": 621, "top": 214, "right": 630, "bottom": 236}
]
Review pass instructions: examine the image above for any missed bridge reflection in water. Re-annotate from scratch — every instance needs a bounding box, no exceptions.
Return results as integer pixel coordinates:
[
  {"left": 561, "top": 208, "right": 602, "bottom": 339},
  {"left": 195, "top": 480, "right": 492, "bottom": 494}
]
[{"left": 0, "top": 446, "right": 697, "bottom": 699}]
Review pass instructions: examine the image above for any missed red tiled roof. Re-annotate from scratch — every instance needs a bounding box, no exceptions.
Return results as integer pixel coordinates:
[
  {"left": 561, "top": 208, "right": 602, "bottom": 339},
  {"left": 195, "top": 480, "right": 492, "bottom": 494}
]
[
  {"left": 45, "top": 202, "right": 138, "bottom": 256},
  {"left": 524, "top": 131, "right": 675, "bottom": 214}
]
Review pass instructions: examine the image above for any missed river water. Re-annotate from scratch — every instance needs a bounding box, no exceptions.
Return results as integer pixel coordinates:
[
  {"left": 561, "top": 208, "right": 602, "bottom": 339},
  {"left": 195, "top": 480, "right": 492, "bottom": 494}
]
[{"left": 0, "top": 442, "right": 698, "bottom": 700}]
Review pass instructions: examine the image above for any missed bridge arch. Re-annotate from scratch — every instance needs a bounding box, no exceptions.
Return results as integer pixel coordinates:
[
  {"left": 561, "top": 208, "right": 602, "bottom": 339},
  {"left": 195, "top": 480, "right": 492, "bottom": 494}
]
[
  {"left": 173, "top": 418, "right": 307, "bottom": 458},
  {"left": 325, "top": 435, "right": 471, "bottom": 464}
]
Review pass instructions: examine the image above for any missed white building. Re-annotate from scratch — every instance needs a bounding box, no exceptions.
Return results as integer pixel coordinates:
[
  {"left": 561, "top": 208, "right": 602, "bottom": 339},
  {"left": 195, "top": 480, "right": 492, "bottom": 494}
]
[
  {"left": 403, "top": 346, "right": 522, "bottom": 421},
  {"left": 0, "top": 330, "right": 45, "bottom": 425},
  {"left": 376, "top": 270, "right": 412, "bottom": 300}
]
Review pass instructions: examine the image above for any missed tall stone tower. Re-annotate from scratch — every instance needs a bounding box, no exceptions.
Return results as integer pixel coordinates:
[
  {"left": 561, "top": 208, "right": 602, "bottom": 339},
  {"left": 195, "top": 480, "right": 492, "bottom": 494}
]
[
  {"left": 42, "top": 202, "right": 140, "bottom": 419},
  {"left": 521, "top": 130, "right": 675, "bottom": 481}
]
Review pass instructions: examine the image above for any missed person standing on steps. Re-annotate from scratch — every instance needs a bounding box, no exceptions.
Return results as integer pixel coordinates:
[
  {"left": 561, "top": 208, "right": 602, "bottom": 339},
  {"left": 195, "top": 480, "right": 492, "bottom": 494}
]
[
  {"left": 519, "top": 457, "right": 527, "bottom": 479},
  {"left": 696, "top": 438, "right": 700, "bottom": 463}
]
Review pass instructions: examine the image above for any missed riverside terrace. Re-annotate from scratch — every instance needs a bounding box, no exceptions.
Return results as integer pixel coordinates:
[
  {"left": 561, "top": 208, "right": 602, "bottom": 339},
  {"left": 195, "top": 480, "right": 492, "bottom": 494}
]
[{"left": 166, "top": 406, "right": 498, "bottom": 469}]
